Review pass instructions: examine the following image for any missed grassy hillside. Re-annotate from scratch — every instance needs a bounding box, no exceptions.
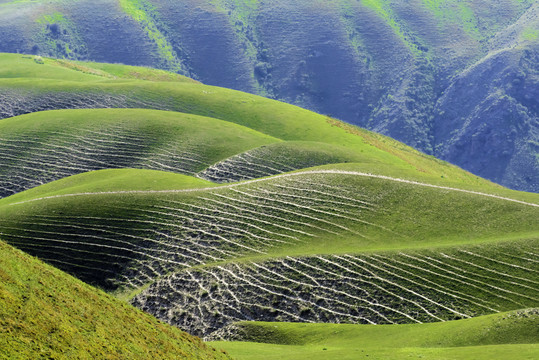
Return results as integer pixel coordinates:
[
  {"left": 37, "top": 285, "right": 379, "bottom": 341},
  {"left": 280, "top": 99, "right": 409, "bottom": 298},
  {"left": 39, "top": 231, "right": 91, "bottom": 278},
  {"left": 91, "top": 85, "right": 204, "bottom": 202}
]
[
  {"left": 1, "top": 51, "right": 522, "bottom": 199},
  {"left": 0, "top": 53, "right": 504, "bottom": 189},
  {"left": 132, "top": 237, "right": 538, "bottom": 336},
  {"left": 0, "top": 108, "right": 280, "bottom": 197},
  {"left": 0, "top": 105, "right": 517, "bottom": 199},
  {"left": 0, "top": 240, "right": 231, "bottom": 359},
  {"left": 0, "top": 53, "right": 197, "bottom": 83},
  {"left": 209, "top": 309, "right": 539, "bottom": 359},
  {"left": 1, "top": 52, "right": 536, "bottom": 192},
  {"left": 0, "top": 51, "right": 536, "bottom": 356},
  {"left": 0, "top": 167, "right": 536, "bottom": 336},
  {"left": 0, "top": 1, "right": 536, "bottom": 191}
]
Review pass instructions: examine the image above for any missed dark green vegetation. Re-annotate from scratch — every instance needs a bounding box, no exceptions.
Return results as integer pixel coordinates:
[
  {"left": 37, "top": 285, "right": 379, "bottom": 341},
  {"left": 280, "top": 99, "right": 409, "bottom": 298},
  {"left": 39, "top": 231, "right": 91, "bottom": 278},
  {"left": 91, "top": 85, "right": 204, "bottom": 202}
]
[
  {"left": 0, "top": 240, "right": 231, "bottom": 359},
  {"left": 0, "top": 0, "right": 537, "bottom": 191},
  {"left": 209, "top": 309, "right": 539, "bottom": 359},
  {"left": 0, "top": 53, "right": 537, "bottom": 358}
]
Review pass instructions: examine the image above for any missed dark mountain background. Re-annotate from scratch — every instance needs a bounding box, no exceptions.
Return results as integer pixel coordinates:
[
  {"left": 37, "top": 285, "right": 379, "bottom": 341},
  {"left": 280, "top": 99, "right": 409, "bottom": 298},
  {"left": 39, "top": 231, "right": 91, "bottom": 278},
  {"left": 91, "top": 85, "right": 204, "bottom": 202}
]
[{"left": 0, "top": 0, "right": 537, "bottom": 191}]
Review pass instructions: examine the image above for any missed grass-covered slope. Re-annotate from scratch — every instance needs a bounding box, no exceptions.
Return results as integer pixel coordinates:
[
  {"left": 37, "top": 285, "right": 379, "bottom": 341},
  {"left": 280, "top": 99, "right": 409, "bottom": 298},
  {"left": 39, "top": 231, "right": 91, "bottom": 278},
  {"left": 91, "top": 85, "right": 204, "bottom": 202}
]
[
  {"left": 0, "top": 240, "right": 231, "bottom": 359},
  {"left": 0, "top": 167, "right": 536, "bottom": 336},
  {"left": 0, "top": 52, "right": 536, "bottom": 352},
  {"left": 209, "top": 309, "right": 539, "bottom": 359},
  {"left": 1, "top": 51, "right": 536, "bottom": 191},
  {"left": 133, "top": 238, "right": 538, "bottom": 337},
  {"left": 0, "top": 108, "right": 280, "bottom": 197},
  {"left": 0, "top": 53, "right": 197, "bottom": 83},
  {"left": 0, "top": 51, "right": 512, "bottom": 198},
  {"left": 0, "top": 105, "right": 495, "bottom": 198},
  {"left": 0, "top": 54, "right": 504, "bottom": 186}
]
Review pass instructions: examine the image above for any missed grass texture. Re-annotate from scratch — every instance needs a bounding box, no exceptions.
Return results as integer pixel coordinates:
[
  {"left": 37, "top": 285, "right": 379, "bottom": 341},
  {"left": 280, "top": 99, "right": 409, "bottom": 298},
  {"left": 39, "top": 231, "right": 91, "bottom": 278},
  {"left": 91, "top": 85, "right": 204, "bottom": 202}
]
[
  {"left": 0, "top": 240, "right": 231, "bottom": 359},
  {"left": 210, "top": 309, "right": 538, "bottom": 359}
]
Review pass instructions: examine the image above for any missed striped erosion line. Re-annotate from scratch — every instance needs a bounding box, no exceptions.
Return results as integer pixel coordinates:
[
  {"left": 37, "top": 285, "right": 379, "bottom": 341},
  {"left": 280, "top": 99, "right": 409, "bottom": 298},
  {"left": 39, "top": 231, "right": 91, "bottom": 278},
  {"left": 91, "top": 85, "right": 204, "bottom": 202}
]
[{"left": 7, "top": 170, "right": 539, "bottom": 207}]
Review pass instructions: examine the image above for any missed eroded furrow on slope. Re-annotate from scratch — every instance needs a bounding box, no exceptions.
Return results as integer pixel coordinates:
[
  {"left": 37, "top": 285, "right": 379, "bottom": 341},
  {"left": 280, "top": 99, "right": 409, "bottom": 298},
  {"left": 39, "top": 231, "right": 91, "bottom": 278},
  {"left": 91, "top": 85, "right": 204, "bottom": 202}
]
[
  {"left": 0, "top": 89, "right": 167, "bottom": 120},
  {"left": 0, "top": 127, "right": 207, "bottom": 197},
  {"left": 197, "top": 143, "right": 359, "bottom": 183},
  {"left": 0, "top": 176, "right": 381, "bottom": 290},
  {"left": 131, "top": 242, "right": 539, "bottom": 338},
  {"left": 1, "top": 170, "right": 537, "bottom": 339}
]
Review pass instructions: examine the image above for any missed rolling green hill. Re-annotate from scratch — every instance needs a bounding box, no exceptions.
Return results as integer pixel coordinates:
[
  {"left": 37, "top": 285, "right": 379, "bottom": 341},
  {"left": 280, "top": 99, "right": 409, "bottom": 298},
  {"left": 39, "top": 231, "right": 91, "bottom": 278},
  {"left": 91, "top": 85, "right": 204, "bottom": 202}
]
[
  {"left": 0, "top": 240, "right": 231, "bottom": 359},
  {"left": 0, "top": 107, "right": 280, "bottom": 197},
  {"left": 0, "top": 166, "right": 536, "bottom": 337},
  {"left": 0, "top": 105, "right": 500, "bottom": 196},
  {"left": 0, "top": 53, "right": 537, "bottom": 358},
  {"left": 209, "top": 309, "right": 539, "bottom": 359},
  {"left": 0, "top": 52, "right": 511, "bottom": 197}
]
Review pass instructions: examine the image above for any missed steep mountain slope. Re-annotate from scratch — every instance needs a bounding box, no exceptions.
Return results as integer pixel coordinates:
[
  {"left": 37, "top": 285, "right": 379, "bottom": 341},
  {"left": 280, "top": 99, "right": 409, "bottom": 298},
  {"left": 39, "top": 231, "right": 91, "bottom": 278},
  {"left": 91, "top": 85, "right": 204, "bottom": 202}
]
[
  {"left": 0, "top": 240, "right": 231, "bottom": 359},
  {"left": 433, "top": 46, "right": 538, "bottom": 192},
  {"left": 0, "top": 1, "right": 537, "bottom": 191},
  {"left": 209, "top": 309, "right": 539, "bottom": 359}
]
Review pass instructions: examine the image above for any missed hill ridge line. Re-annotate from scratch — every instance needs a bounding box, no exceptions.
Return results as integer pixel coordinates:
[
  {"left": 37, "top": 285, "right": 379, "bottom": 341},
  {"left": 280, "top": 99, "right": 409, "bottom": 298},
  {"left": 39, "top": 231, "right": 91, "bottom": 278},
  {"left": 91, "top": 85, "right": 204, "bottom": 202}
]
[{"left": 7, "top": 170, "right": 539, "bottom": 207}]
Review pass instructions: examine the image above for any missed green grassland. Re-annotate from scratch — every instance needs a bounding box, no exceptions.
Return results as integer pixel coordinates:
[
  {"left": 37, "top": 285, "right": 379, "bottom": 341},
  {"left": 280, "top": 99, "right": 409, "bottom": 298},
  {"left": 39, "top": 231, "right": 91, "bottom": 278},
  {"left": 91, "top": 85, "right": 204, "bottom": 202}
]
[
  {"left": 0, "top": 107, "right": 285, "bottom": 198},
  {"left": 1, "top": 167, "right": 537, "bottom": 257},
  {"left": 0, "top": 52, "right": 537, "bottom": 357},
  {"left": 0, "top": 167, "right": 536, "bottom": 337},
  {"left": 0, "top": 169, "right": 217, "bottom": 203},
  {"left": 0, "top": 240, "right": 231, "bottom": 360},
  {"left": 211, "top": 343, "right": 538, "bottom": 360},
  {"left": 61, "top": 59, "right": 200, "bottom": 83},
  {"left": 1, "top": 52, "right": 522, "bottom": 199},
  {"left": 210, "top": 309, "right": 538, "bottom": 359},
  {"left": 0, "top": 54, "right": 501, "bottom": 189}
]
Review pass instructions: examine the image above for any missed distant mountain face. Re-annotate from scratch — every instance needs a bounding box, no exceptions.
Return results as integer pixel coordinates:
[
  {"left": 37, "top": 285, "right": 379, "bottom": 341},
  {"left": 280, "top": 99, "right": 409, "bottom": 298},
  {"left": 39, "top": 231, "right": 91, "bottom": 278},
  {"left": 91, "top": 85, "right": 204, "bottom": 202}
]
[{"left": 0, "top": 0, "right": 537, "bottom": 191}]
